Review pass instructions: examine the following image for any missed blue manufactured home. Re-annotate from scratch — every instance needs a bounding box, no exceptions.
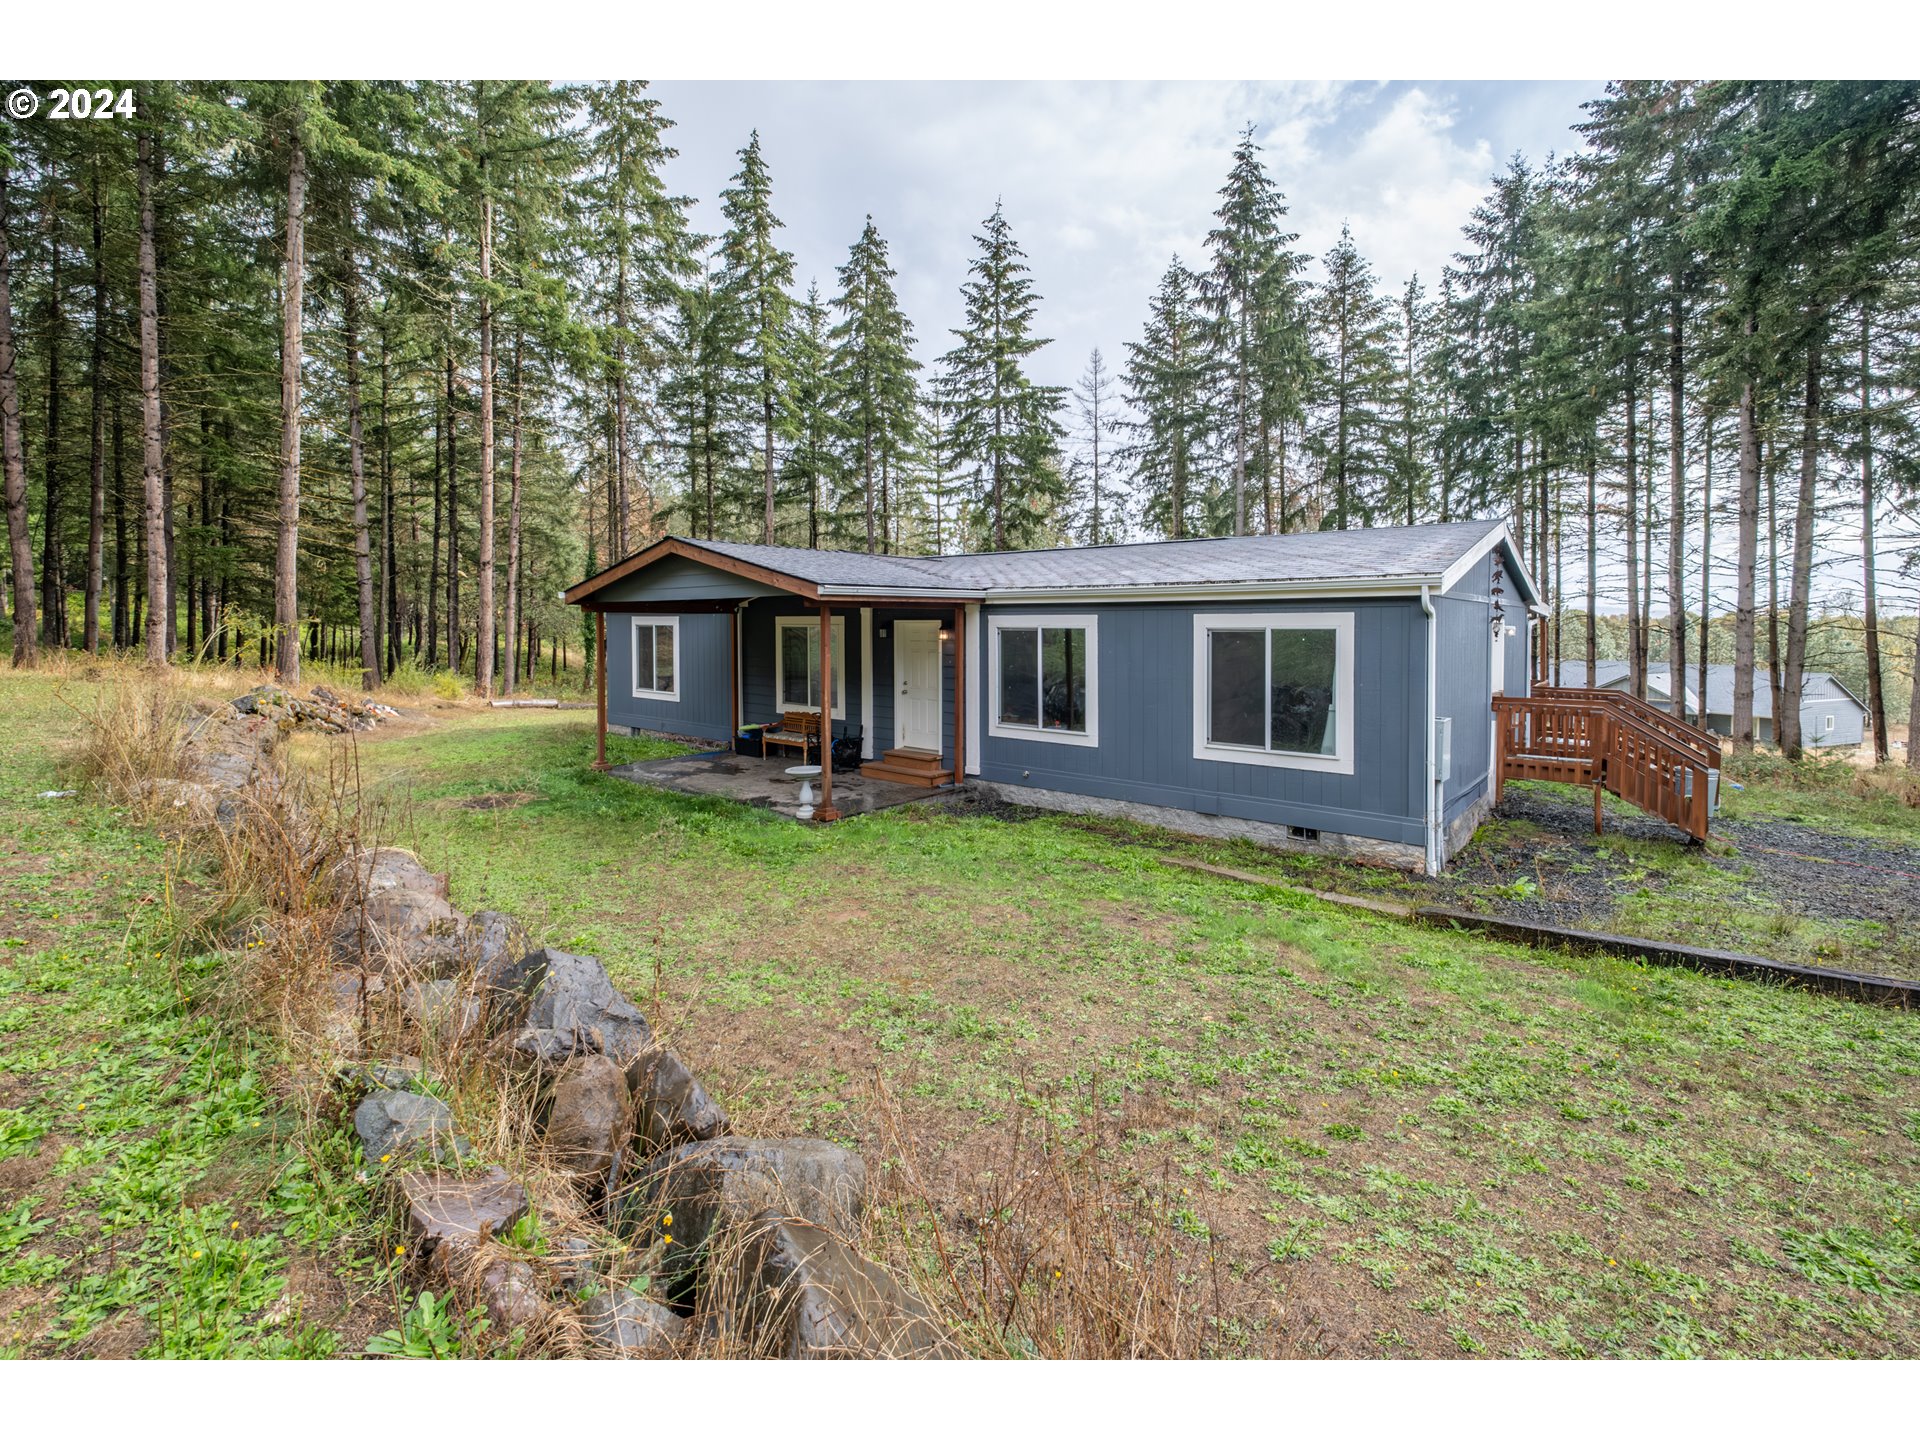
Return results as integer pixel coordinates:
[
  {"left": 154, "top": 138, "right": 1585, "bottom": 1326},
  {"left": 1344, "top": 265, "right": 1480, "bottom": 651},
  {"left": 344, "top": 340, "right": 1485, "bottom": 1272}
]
[{"left": 564, "top": 520, "right": 1546, "bottom": 874}]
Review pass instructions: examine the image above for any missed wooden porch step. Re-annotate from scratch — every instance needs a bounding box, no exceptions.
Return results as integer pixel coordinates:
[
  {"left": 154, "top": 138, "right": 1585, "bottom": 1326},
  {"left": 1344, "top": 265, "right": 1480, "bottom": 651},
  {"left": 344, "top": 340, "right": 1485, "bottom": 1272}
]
[{"left": 860, "top": 748, "right": 948, "bottom": 787}]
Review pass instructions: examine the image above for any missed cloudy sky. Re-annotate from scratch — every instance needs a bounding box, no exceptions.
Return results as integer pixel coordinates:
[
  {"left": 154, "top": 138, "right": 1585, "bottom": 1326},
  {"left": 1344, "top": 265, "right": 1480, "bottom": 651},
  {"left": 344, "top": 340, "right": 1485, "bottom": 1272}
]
[
  {"left": 648, "top": 80, "right": 1602, "bottom": 395},
  {"left": 639, "top": 80, "right": 1915, "bottom": 616}
]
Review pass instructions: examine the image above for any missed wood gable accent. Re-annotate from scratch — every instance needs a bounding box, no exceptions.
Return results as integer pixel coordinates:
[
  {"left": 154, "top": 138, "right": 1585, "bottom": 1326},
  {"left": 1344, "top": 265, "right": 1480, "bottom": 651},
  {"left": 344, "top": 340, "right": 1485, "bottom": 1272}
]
[{"left": 565, "top": 536, "right": 821, "bottom": 608}]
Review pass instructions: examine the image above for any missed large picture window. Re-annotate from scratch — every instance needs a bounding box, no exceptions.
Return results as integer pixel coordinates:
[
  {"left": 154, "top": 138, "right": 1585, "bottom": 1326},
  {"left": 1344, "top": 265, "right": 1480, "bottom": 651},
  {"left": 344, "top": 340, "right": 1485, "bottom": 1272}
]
[
  {"left": 631, "top": 617, "right": 679, "bottom": 701},
  {"left": 774, "top": 614, "right": 846, "bottom": 717},
  {"left": 1192, "top": 612, "right": 1354, "bottom": 774},
  {"left": 988, "top": 614, "right": 1099, "bottom": 747}
]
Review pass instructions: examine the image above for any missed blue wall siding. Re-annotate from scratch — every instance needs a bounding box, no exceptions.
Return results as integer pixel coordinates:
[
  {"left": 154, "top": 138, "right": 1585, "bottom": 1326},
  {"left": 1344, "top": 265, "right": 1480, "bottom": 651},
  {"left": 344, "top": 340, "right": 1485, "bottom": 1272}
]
[
  {"left": 867, "top": 611, "right": 957, "bottom": 766},
  {"left": 739, "top": 597, "right": 871, "bottom": 746},
  {"left": 1801, "top": 700, "right": 1867, "bottom": 747},
  {"left": 1435, "top": 590, "right": 1493, "bottom": 818},
  {"left": 975, "top": 599, "right": 1431, "bottom": 847},
  {"left": 596, "top": 553, "right": 787, "bottom": 603},
  {"left": 605, "top": 612, "right": 734, "bottom": 743}
]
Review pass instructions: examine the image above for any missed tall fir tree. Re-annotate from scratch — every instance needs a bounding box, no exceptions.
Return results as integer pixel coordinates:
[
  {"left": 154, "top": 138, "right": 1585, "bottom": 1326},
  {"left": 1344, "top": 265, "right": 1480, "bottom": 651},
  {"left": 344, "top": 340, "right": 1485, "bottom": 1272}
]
[
  {"left": 1309, "top": 224, "right": 1398, "bottom": 530},
  {"left": 827, "top": 217, "right": 919, "bottom": 553},
  {"left": 938, "top": 202, "right": 1064, "bottom": 551},
  {"left": 1201, "top": 126, "right": 1305, "bottom": 535},
  {"left": 1121, "top": 257, "right": 1216, "bottom": 540},
  {"left": 717, "top": 131, "right": 796, "bottom": 544}
]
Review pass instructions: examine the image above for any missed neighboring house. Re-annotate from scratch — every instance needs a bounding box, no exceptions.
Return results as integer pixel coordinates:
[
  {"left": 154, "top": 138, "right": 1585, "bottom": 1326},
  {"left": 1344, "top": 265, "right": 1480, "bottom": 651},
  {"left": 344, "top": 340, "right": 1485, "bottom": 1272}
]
[
  {"left": 564, "top": 519, "right": 1546, "bottom": 875},
  {"left": 1555, "top": 661, "right": 1868, "bottom": 749}
]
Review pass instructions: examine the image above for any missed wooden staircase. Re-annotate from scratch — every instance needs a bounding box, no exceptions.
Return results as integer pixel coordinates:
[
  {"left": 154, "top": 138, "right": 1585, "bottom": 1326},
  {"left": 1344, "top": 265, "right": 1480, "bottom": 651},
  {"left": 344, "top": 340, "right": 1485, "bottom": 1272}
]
[
  {"left": 859, "top": 747, "right": 949, "bottom": 788},
  {"left": 1493, "top": 686, "right": 1722, "bottom": 841}
]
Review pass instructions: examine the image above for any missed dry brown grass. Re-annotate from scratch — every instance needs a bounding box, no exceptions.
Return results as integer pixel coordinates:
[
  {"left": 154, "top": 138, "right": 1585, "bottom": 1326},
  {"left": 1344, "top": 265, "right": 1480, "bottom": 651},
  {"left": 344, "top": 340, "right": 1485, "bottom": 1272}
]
[
  {"left": 76, "top": 661, "right": 1279, "bottom": 1358},
  {"left": 60, "top": 662, "right": 618, "bottom": 1355},
  {"left": 865, "top": 1072, "right": 1261, "bottom": 1359}
]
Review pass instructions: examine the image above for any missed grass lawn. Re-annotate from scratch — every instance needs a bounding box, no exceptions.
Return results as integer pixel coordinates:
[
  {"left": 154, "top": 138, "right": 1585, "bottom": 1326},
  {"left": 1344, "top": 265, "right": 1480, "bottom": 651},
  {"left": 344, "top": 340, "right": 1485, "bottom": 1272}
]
[
  {"left": 0, "top": 670, "right": 396, "bottom": 1358},
  {"left": 325, "top": 704, "right": 1920, "bottom": 1358}
]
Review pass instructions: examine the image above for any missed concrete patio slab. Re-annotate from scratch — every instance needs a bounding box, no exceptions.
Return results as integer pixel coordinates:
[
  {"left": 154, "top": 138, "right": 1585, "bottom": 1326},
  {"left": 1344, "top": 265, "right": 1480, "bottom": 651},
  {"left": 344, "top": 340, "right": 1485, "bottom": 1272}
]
[{"left": 609, "top": 750, "right": 968, "bottom": 820}]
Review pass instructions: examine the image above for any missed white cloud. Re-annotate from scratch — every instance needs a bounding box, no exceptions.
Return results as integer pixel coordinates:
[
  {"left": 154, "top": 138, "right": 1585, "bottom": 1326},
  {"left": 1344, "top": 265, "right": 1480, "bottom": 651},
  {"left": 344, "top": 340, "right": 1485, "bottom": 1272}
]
[{"left": 649, "top": 79, "right": 1597, "bottom": 395}]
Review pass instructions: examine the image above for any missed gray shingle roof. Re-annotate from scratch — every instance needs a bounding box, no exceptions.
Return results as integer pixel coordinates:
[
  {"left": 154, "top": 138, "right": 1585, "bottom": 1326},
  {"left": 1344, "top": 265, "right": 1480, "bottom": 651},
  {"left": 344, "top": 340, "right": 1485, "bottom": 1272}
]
[
  {"left": 681, "top": 519, "right": 1521, "bottom": 598},
  {"left": 1556, "top": 661, "right": 1865, "bottom": 719}
]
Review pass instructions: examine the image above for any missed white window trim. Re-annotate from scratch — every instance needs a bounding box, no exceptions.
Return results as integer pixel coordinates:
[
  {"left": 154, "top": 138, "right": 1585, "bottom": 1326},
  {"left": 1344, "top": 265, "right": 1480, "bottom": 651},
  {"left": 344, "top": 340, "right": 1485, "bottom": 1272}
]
[
  {"left": 1191, "top": 611, "right": 1356, "bottom": 776},
  {"left": 986, "top": 612, "right": 1100, "bottom": 748},
  {"left": 630, "top": 616, "right": 681, "bottom": 703},
  {"left": 1823, "top": 714, "right": 1836, "bottom": 733},
  {"left": 773, "top": 613, "right": 847, "bottom": 719}
]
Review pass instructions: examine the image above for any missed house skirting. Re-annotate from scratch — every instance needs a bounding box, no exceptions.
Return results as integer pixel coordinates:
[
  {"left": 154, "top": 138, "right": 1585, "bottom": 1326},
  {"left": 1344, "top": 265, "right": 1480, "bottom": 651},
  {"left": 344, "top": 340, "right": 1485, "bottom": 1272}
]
[
  {"left": 1442, "top": 789, "right": 1494, "bottom": 863},
  {"left": 980, "top": 780, "right": 1429, "bottom": 873}
]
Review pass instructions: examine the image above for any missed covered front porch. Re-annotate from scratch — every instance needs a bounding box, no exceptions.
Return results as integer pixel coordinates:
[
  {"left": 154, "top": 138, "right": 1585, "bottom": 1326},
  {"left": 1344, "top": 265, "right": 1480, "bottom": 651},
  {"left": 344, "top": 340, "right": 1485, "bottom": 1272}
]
[
  {"left": 567, "top": 537, "right": 981, "bottom": 822},
  {"left": 608, "top": 750, "right": 969, "bottom": 820}
]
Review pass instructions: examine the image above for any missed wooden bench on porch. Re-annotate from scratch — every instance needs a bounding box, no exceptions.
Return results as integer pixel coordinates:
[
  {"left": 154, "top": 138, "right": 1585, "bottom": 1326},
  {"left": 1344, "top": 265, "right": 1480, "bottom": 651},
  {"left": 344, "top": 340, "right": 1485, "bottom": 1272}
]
[{"left": 761, "top": 709, "right": 823, "bottom": 763}]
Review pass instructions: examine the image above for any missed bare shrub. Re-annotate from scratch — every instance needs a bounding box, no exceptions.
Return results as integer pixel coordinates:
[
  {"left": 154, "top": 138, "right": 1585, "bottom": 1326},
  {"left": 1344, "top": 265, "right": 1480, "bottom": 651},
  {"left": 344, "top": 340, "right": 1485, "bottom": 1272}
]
[{"left": 865, "top": 1072, "right": 1268, "bottom": 1359}]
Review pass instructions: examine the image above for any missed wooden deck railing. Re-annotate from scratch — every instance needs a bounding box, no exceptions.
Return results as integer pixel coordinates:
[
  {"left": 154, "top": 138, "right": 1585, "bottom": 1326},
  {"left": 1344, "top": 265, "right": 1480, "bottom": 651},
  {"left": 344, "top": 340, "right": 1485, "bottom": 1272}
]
[
  {"left": 1535, "top": 685, "right": 1723, "bottom": 772},
  {"left": 1494, "top": 687, "right": 1719, "bottom": 841}
]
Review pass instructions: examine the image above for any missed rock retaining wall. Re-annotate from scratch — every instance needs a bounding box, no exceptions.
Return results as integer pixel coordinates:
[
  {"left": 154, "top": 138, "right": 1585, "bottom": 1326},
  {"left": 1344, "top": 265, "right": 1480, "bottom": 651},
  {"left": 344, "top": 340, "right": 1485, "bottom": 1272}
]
[{"left": 154, "top": 683, "right": 957, "bottom": 1359}]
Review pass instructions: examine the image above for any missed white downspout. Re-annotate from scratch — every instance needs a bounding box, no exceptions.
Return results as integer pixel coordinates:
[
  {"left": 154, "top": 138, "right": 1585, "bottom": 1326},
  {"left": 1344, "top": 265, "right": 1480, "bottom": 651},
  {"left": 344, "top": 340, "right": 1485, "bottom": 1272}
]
[{"left": 1421, "top": 584, "right": 1441, "bottom": 877}]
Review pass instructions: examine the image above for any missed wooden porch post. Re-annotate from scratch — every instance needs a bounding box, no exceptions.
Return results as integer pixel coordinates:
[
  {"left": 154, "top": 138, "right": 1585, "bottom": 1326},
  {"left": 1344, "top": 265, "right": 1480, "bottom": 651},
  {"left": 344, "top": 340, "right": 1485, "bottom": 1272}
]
[
  {"left": 816, "top": 602, "right": 840, "bottom": 821},
  {"left": 728, "top": 607, "right": 739, "bottom": 740},
  {"left": 951, "top": 605, "right": 965, "bottom": 784},
  {"left": 592, "top": 610, "right": 608, "bottom": 771}
]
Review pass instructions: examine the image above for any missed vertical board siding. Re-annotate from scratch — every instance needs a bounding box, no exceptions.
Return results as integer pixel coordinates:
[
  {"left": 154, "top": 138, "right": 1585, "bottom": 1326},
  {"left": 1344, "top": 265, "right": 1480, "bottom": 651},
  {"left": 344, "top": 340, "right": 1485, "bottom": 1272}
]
[
  {"left": 605, "top": 611, "right": 735, "bottom": 742},
  {"left": 976, "top": 598, "right": 1433, "bottom": 847},
  {"left": 739, "top": 596, "right": 867, "bottom": 745}
]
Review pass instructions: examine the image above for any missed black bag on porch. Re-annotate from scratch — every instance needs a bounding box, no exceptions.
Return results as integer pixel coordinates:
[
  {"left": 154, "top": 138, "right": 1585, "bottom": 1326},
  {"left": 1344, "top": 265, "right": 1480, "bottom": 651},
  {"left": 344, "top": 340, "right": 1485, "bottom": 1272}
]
[
  {"left": 831, "top": 730, "right": 862, "bottom": 771},
  {"left": 734, "top": 724, "right": 767, "bottom": 758}
]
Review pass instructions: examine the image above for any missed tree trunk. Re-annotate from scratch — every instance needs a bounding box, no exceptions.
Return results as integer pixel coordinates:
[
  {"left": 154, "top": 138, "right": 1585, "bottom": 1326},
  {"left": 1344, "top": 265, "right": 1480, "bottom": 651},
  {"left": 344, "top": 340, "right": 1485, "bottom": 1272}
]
[
  {"left": 1858, "top": 309, "right": 1888, "bottom": 764},
  {"left": 0, "top": 164, "right": 34, "bottom": 667},
  {"left": 1584, "top": 446, "right": 1597, "bottom": 680},
  {"left": 1780, "top": 332, "right": 1822, "bottom": 759},
  {"left": 1666, "top": 280, "right": 1686, "bottom": 719},
  {"left": 504, "top": 330, "right": 523, "bottom": 695},
  {"left": 137, "top": 128, "right": 168, "bottom": 669},
  {"left": 1766, "top": 429, "right": 1782, "bottom": 740},
  {"left": 763, "top": 384, "right": 775, "bottom": 545},
  {"left": 427, "top": 357, "right": 442, "bottom": 668},
  {"left": 475, "top": 187, "right": 496, "bottom": 699},
  {"left": 381, "top": 323, "right": 399, "bottom": 675},
  {"left": 112, "top": 401, "right": 126, "bottom": 650},
  {"left": 1908, "top": 599, "right": 1920, "bottom": 772},
  {"left": 1624, "top": 361, "right": 1640, "bottom": 698},
  {"left": 1731, "top": 316, "right": 1760, "bottom": 752},
  {"left": 445, "top": 325, "right": 459, "bottom": 676},
  {"left": 42, "top": 180, "right": 65, "bottom": 648},
  {"left": 344, "top": 230, "right": 378, "bottom": 689},
  {"left": 613, "top": 241, "right": 629, "bottom": 555},
  {"left": 863, "top": 424, "right": 874, "bottom": 554},
  {"left": 274, "top": 132, "right": 306, "bottom": 684},
  {"left": 1698, "top": 412, "right": 1712, "bottom": 726}
]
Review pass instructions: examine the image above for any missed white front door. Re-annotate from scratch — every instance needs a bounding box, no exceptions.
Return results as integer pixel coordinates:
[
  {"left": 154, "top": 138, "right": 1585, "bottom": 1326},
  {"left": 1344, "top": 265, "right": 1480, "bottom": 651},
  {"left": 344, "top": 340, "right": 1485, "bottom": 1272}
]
[{"left": 895, "top": 620, "right": 942, "bottom": 753}]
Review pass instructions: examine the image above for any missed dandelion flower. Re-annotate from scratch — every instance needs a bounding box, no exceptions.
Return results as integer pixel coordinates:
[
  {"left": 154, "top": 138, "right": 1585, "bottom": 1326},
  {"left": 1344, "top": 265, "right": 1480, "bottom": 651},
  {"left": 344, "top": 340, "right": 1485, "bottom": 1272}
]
[
  {"left": 380, "top": 1153, "right": 391, "bottom": 1164},
  {"left": 395, "top": 1245, "right": 406, "bottom": 1256},
  {"left": 77, "top": 1102, "right": 86, "bottom": 1111},
  {"left": 662, "top": 1213, "right": 672, "bottom": 1227},
  {"left": 231, "top": 1221, "right": 240, "bottom": 1230},
  {"left": 192, "top": 1249, "right": 203, "bottom": 1259}
]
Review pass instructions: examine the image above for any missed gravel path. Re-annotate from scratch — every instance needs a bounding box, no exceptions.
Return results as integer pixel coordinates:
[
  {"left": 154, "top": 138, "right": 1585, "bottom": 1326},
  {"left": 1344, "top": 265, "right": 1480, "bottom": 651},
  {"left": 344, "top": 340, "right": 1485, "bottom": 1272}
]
[{"left": 1450, "top": 788, "right": 1920, "bottom": 931}]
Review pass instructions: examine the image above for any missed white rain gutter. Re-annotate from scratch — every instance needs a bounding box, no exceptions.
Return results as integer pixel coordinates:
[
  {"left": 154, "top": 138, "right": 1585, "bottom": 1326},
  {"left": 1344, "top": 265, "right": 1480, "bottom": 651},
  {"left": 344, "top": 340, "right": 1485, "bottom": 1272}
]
[{"left": 1421, "top": 583, "right": 1442, "bottom": 877}]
